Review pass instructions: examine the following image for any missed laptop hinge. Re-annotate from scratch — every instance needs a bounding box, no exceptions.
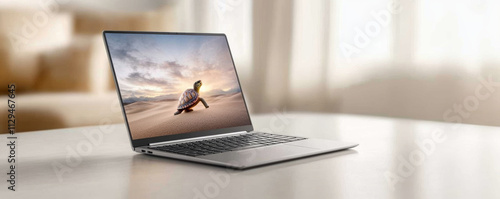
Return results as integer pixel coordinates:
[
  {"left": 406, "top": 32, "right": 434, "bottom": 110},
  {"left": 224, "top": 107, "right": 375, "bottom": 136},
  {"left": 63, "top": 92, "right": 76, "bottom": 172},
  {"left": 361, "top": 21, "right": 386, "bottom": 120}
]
[{"left": 148, "top": 131, "right": 247, "bottom": 147}]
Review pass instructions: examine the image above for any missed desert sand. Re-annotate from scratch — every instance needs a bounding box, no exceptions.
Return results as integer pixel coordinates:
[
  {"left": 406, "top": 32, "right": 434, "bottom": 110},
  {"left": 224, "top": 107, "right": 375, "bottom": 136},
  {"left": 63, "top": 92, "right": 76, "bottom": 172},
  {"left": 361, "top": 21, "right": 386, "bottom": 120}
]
[{"left": 124, "top": 93, "right": 251, "bottom": 139}]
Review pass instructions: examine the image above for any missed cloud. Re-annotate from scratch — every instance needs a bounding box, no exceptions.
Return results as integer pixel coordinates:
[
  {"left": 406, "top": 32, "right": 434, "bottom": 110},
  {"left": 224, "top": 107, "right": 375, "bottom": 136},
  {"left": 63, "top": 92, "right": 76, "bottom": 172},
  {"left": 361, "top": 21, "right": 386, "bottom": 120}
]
[
  {"left": 113, "top": 48, "right": 139, "bottom": 63},
  {"left": 110, "top": 42, "right": 160, "bottom": 71},
  {"left": 108, "top": 34, "right": 241, "bottom": 103},
  {"left": 125, "top": 72, "right": 169, "bottom": 87},
  {"left": 160, "top": 61, "right": 186, "bottom": 78}
]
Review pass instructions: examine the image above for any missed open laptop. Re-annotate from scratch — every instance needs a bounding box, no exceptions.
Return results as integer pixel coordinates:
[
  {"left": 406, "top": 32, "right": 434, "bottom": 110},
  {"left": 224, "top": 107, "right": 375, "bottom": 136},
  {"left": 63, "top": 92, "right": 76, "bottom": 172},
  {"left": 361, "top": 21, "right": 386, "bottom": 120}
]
[{"left": 103, "top": 31, "right": 357, "bottom": 169}]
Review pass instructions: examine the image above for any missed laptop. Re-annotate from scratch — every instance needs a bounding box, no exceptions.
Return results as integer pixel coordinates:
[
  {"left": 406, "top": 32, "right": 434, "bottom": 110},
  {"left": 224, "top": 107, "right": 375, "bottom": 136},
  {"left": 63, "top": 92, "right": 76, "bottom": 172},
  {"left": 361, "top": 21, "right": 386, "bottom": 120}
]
[{"left": 103, "top": 31, "right": 358, "bottom": 169}]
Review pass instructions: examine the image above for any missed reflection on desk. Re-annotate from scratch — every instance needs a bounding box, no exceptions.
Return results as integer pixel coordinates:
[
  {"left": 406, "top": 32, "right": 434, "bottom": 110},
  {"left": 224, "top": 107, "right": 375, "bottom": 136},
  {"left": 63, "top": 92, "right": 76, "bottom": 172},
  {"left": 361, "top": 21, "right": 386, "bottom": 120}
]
[{"left": 3, "top": 113, "right": 500, "bottom": 199}]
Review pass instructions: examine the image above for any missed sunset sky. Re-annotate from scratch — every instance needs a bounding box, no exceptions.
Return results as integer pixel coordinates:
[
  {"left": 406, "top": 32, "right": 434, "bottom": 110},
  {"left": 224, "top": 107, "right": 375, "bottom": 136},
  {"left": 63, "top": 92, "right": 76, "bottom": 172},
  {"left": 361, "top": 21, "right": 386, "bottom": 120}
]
[{"left": 105, "top": 33, "right": 241, "bottom": 103}]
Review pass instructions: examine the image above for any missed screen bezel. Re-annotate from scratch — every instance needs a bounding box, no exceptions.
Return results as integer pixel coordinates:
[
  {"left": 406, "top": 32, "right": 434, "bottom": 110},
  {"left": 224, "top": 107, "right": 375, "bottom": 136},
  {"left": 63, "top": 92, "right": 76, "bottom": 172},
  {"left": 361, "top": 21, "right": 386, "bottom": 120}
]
[{"left": 103, "top": 31, "right": 254, "bottom": 148}]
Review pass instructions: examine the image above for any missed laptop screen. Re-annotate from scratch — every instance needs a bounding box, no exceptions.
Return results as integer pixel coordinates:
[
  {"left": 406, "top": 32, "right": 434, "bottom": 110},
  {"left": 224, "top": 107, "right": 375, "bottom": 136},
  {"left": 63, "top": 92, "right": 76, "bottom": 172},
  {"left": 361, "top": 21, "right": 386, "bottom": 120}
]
[{"left": 104, "top": 33, "right": 251, "bottom": 140}]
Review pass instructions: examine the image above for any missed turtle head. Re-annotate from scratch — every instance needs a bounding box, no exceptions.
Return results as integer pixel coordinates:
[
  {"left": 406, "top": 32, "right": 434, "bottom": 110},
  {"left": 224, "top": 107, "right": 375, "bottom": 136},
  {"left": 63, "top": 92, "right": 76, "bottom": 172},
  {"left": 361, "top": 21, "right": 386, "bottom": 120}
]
[{"left": 194, "top": 80, "right": 202, "bottom": 92}]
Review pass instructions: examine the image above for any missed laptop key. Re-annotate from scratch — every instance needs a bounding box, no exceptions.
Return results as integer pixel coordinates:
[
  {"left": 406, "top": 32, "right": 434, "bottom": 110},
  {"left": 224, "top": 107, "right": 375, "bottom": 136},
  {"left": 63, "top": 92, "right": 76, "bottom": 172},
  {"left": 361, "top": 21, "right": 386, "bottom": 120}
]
[{"left": 150, "top": 133, "right": 307, "bottom": 156}]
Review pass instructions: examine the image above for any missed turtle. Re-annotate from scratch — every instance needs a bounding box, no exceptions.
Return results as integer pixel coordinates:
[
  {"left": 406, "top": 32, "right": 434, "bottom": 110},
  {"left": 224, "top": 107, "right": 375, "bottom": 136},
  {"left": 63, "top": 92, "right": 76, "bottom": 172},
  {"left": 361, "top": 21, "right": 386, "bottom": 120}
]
[{"left": 174, "top": 80, "right": 209, "bottom": 115}]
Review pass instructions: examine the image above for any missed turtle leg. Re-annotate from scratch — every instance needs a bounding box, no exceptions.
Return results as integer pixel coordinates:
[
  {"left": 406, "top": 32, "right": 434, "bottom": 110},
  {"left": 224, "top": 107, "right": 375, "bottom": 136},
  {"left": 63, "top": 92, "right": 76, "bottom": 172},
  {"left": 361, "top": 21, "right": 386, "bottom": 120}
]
[
  {"left": 174, "top": 109, "right": 183, "bottom": 115},
  {"left": 199, "top": 98, "right": 209, "bottom": 108},
  {"left": 185, "top": 108, "right": 194, "bottom": 112}
]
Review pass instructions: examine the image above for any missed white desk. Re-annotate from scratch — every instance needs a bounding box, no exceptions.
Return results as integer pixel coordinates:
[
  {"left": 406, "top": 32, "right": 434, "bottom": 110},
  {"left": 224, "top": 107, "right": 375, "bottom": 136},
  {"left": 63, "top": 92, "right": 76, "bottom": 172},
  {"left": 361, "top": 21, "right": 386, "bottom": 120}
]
[{"left": 2, "top": 113, "right": 500, "bottom": 198}]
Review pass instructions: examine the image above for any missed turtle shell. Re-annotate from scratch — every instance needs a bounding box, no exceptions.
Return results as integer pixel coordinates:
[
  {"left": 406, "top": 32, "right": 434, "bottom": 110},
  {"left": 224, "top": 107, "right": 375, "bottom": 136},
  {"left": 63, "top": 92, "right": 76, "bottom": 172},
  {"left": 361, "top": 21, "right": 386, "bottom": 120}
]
[{"left": 177, "top": 89, "right": 199, "bottom": 109}]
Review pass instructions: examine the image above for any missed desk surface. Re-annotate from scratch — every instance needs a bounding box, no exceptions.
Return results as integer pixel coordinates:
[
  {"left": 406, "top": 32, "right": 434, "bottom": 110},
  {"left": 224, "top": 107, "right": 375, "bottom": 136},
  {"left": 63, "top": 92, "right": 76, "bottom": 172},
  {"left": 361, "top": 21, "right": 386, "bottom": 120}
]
[{"left": 2, "top": 113, "right": 500, "bottom": 198}]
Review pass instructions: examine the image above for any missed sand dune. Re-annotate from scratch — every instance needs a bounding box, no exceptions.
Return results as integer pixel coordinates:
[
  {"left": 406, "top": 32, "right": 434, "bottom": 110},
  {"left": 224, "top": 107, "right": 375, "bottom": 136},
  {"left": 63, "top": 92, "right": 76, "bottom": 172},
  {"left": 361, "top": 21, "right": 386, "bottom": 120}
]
[{"left": 124, "top": 93, "right": 251, "bottom": 139}]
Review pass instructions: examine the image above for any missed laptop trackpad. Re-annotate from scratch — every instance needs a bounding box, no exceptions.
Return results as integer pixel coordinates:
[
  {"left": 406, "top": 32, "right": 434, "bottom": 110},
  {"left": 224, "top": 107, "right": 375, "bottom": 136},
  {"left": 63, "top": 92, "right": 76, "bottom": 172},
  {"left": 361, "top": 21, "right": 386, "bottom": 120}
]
[{"left": 200, "top": 144, "right": 318, "bottom": 168}]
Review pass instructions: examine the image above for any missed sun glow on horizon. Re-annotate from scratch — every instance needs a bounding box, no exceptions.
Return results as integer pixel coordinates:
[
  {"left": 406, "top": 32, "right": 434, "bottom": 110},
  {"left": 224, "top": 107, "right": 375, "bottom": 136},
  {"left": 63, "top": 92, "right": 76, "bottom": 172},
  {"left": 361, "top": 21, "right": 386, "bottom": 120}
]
[
  {"left": 108, "top": 34, "right": 240, "bottom": 103},
  {"left": 199, "top": 85, "right": 211, "bottom": 93}
]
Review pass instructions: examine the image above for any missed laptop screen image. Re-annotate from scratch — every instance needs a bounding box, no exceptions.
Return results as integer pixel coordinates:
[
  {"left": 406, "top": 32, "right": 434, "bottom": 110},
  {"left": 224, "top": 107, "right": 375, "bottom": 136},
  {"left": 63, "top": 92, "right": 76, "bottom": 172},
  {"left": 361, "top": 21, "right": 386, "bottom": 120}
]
[{"left": 104, "top": 33, "right": 251, "bottom": 140}]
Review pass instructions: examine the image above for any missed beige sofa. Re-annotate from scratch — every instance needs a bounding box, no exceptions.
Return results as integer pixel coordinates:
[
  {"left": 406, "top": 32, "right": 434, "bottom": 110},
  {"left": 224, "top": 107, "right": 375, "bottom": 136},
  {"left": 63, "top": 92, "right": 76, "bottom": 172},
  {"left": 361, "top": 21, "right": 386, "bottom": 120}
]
[{"left": 0, "top": 7, "right": 175, "bottom": 133}]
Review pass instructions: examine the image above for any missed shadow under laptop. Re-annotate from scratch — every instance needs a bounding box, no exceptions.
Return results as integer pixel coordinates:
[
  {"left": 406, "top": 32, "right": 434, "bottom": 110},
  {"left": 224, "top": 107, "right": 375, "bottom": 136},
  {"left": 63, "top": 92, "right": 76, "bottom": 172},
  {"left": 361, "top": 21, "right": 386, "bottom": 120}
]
[
  {"left": 125, "top": 149, "right": 358, "bottom": 198},
  {"left": 130, "top": 148, "right": 358, "bottom": 173},
  {"left": 239, "top": 149, "right": 358, "bottom": 172}
]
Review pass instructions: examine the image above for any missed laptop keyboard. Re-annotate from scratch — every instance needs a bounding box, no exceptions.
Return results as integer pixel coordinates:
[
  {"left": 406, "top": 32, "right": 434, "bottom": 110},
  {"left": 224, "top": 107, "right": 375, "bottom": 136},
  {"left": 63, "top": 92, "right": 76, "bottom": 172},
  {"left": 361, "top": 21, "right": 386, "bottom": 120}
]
[{"left": 149, "top": 133, "right": 307, "bottom": 157}]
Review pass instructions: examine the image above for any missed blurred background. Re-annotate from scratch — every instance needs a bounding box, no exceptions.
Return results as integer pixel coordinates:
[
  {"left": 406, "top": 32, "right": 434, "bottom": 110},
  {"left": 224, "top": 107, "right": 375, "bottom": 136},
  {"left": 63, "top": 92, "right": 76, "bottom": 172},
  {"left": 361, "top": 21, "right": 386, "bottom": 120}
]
[{"left": 1, "top": 0, "right": 500, "bottom": 133}]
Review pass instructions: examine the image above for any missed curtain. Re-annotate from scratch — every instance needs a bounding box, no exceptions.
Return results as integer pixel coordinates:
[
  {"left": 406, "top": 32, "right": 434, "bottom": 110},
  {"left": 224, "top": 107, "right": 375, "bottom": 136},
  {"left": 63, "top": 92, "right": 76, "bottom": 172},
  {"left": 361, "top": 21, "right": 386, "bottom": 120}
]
[{"left": 174, "top": 0, "right": 500, "bottom": 126}]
